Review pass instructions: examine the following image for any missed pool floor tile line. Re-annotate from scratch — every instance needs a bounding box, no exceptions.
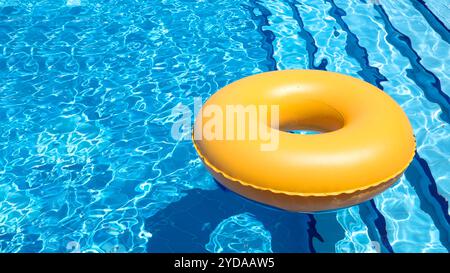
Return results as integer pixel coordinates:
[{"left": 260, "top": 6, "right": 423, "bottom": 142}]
[
  {"left": 408, "top": 0, "right": 450, "bottom": 44},
  {"left": 244, "top": 0, "right": 278, "bottom": 71},
  {"left": 286, "top": 0, "right": 328, "bottom": 70},
  {"left": 306, "top": 214, "right": 324, "bottom": 253},
  {"left": 325, "top": 0, "right": 388, "bottom": 89},
  {"left": 373, "top": 3, "right": 450, "bottom": 124},
  {"left": 358, "top": 201, "right": 395, "bottom": 253},
  {"left": 405, "top": 155, "right": 450, "bottom": 251}
]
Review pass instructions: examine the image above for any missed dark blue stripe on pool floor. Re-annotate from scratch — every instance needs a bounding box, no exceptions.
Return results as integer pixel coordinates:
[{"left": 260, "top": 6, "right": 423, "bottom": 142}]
[
  {"left": 359, "top": 201, "right": 394, "bottom": 253},
  {"left": 410, "top": 0, "right": 450, "bottom": 44},
  {"left": 287, "top": 0, "right": 328, "bottom": 70},
  {"left": 405, "top": 154, "right": 450, "bottom": 251},
  {"left": 373, "top": 3, "right": 450, "bottom": 124},
  {"left": 325, "top": 0, "right": 387, "bottom": 89},
  {"left": 307, "top": 214, "right": 324, "bottom": 253},
  {"left": 244, "top": 0, "right": 278, "bottom": 71}
]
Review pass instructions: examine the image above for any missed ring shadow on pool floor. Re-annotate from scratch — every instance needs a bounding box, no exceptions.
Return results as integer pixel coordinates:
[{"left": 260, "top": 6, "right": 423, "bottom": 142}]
[{"left": 145, "top": 181, "right": 345, "bottom": 253}]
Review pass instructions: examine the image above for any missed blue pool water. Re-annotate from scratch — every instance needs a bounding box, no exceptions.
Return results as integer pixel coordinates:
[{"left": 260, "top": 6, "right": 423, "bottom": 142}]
[{"left": 0, "top": 0, "right": 449, "bottom": 253}]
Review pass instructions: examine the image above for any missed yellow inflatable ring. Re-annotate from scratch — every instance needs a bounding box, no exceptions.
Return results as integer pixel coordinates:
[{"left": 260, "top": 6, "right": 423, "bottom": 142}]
[{"left": 193, "top": 70, "right": 415, "bottom": 212}]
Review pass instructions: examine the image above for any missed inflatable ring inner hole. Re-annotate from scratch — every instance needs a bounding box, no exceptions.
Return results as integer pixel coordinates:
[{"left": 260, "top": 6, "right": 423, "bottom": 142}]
[{"left": 275, "top": 99, "right": 345, "bottom": 134}]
